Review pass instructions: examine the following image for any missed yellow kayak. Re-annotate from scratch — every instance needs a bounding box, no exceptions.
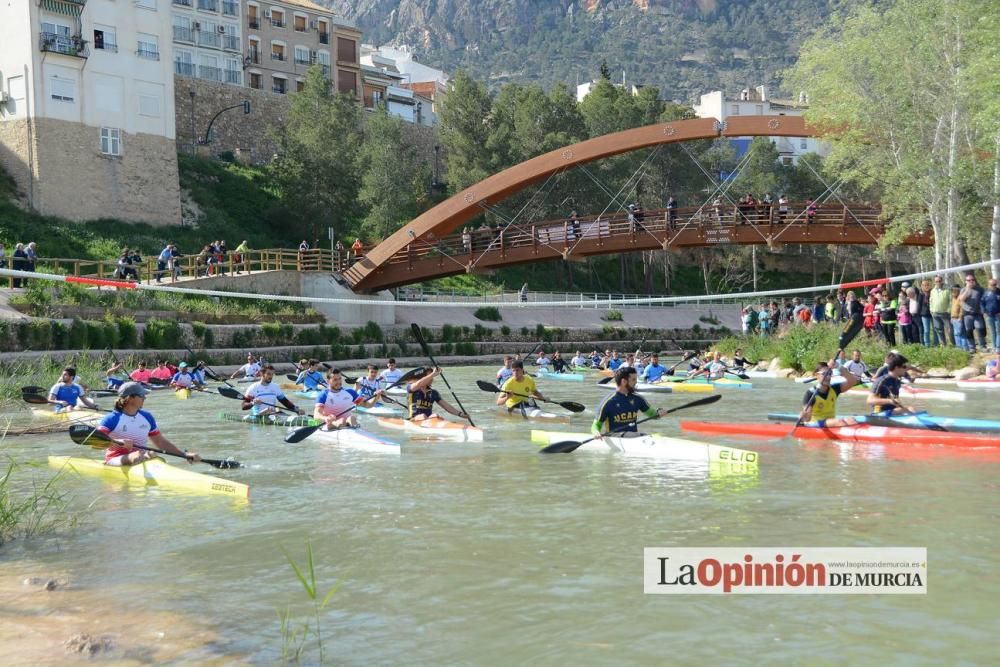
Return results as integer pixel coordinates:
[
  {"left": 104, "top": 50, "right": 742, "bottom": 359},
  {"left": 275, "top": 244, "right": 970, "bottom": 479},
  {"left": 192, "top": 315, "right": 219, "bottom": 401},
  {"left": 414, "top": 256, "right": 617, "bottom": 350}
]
[
  {"left": 30, "top": 406, "right": 101, "bottom": 423},
  {"left": 175, "top": 387, "right": 191, "bottom": 400},
  {"left": 49, "top": 456, "right": 249, "bottom": 499}
]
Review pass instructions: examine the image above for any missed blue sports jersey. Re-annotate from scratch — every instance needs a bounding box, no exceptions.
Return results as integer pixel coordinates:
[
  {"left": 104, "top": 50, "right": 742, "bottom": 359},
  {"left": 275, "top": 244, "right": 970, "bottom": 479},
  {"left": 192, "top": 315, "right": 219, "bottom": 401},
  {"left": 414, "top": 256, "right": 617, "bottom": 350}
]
[
  {"left": 496, "top": 366, "right": 514, "bottom": 385},
  {"left": 407, "top": 386, "right": 442, "bottom": 419},
  {"left": 870, "top": 375, "right": 902, "bottom": 415},
  {"left": 296, "top": 370, "right": 326, "bottom": 390},
  {"left": 641, "top": 363, "right": 667, "bottom": 383},
  {"left": 49, "top": 382, "right": 84, "bottom": 408},
  {"left": 607, "top": 358, "right": 624, "bottom": 371},
  {"left": 594, "top": 391, "right": 652, "bottom": 434}
]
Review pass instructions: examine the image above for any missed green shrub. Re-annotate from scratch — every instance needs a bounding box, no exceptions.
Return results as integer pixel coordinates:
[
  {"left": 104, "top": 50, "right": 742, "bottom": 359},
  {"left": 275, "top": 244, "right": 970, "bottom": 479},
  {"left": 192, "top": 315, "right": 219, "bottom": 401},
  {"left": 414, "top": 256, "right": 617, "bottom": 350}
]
[
  {"left": 441, "top": 323, "right": 456, "bottom": 342},
  {"left": 455, "top": 342, "right": 477, "bottom": 355},
  {"left": 191, "top": 321, "right": 208, "bottom": 341},
  {"left": 439, "top": 342, "right": 453, "bottom": 354},
  {"left": 362, "top": 321, "right": 384, "bottom": 343},
  {"left": 473, "top": 306, "right": 502, "bottom": 321},
  {"left": 419, "top": 326, "right": 433, "bottom": 343},
  {"left": 261, "top": 321, "right": 282, "bottom": 343},
  {"left": 50, "top": 321, "right": 68, "bottom": 349},
  {"left": 86, "top": 322, "right": 105, "bottom": 349},
  {"left": 231, "top": 329, "right": 257, "bottom": 349},
  {"left": 202, "top": 327, "right": 214, "bottom": 348},
  {"left": 520, "top": 327, "right": 530, "bottom": 337},
  {"left": 68, "top": 318, "right": 88, "bottom": 349},
  {"left": 116, "top": 317, "right": 137, "bottom": 349},
  {"left": 355, "top": 345, "right": 367, "bottom": 359},
  {"left": 143, "top": 318, "right": 182, "bottom": 349},
  {"left": 699, "top": 314, "right": 721, "bottom": 325},
  {"left": 500, "top": 325, "right": 511, "bottom": 336},
  {"left": 604, "top": 310, "right": 623, "bottom": 321},
  {"left": 899, "top": 344, "right": 969, "bottom": 370}
]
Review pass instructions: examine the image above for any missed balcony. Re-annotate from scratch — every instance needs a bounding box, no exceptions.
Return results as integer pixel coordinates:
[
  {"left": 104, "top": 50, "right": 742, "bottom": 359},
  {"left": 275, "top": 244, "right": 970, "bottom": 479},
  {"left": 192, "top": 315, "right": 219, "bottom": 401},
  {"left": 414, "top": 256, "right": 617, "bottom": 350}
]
[
  {"left": 198, "top": 31, "right": 221, "bottom": 48},
  {"left": 320, "top": 64, "right": 330, "bottom": 78},
  {"left": 248, "top": 18, "right": 259, "bottom": 29},
  {"left": 270, "top": 18, "right": 285, "bottom": 28},
  {"left": 39, "top": 32, "right": 88, "bottom": 58},
  {"left": 173, "top": 26, "right": 194, "bottom": 42},
  {"left": 222, "top": 0, "right": 237, "bottom": 16},
  {"left": 137, "top": 46, "right": 160, "bottom": 60},
  {"left": 222, "top": 34, "right": 239, "bottom": 51},
  {"left": 199, "top": 65, "right": 222, "bottom": 81},
  {"left": 247, "top": 48, "right": 260, "bottom": 64},
  {"left": 294, "top": 55, "right": 311, "bottom": 66},
  {"left": 224, "top": 69, "right": 241, "bottom": 85},
  {"left": 319, "top": 32, "right": 329, "bottom": 44},
  {"left": 271, "top": 51, "right": 285, "bottom": 62},
  {"left": 272, "top": 83, "right": 287, "bottom": 94},
  {"left": 94, "top": 37, "right": 118, "bottom": 53},
  {"left": 174, "top": 61, "right": 195, "bottom": 76},
  {"left": 172, "top": 0, "right": 192, "bottom": 5},
  {"left": 197, "top": 0, "right": 218, "bottom": 11}
]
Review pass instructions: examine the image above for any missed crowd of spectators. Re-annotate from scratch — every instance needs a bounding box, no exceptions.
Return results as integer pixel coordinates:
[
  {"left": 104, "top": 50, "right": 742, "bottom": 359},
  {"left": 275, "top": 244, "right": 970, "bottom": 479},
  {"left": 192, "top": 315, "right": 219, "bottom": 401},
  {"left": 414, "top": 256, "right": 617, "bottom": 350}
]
[
  {"left": 741, "top": 273, "right": 1000, "bottom": 353},
  {"left": 0, "top": 241, "right": 38, "bottom": 288}
]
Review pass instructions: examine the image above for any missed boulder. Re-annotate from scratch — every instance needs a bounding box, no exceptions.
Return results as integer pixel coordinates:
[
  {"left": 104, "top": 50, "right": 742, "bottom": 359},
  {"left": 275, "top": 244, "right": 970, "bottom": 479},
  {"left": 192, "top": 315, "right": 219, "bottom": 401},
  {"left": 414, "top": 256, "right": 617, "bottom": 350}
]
[
  {"left": 924, "top": 367, "right": 951, "bottom": 378},
  {"left": 767, "top": 357, "right": 783, "bottom": 372},
  {"left": 773, "top": 368, "right": 796, "bottom": 379},
  {"left": 954, "top": 366, "right": 980, "bottom": 381}
]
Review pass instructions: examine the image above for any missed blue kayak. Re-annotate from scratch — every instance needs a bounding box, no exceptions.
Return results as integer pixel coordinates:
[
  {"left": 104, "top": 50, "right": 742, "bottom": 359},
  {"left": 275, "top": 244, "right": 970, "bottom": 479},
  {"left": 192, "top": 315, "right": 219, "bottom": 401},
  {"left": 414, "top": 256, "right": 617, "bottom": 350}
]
[
  {"left": 767, "top": 412, "right": 1000, "bottom": 434},
  {"left": 535, "top": 369, "right": 584, "bottom": 382}
]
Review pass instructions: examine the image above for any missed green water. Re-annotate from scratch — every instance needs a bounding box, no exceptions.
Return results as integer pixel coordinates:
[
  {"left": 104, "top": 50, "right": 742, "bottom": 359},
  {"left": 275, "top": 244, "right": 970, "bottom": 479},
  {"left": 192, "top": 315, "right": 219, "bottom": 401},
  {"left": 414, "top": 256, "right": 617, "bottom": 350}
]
[{"left": 3, "top": 367, "right": 997, "bottom": 665}]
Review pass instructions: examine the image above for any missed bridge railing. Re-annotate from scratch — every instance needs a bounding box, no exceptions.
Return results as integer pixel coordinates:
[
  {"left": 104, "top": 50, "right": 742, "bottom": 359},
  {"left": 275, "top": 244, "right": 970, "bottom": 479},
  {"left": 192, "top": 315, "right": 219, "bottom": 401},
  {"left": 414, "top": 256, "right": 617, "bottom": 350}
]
[
  {"left": 395, "top": 286, "right": 749, "bottom": 308},
  {"left": 384, "top": 201, "right": 888, "bottom": 268}
]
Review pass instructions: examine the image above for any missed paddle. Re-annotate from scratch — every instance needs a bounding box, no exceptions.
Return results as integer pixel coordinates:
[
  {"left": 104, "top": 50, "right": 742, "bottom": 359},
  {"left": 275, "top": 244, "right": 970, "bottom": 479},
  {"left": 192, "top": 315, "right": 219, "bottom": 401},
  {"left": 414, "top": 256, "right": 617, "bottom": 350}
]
[
  {"left": 540, "top": 394, "right": 723, "bottom": 454},
  {"left": 475, "top": 380, "right": 586, "bottom": 413},
  {"left": 861, "top": 414, "right": 948, "bottom": 432},
  {"left": 67, "top": 424, "right": 241, "bottom": 469},
  {"left": 22, "top": 392, "right": 106, "bottom": 412},
  {"left": 410, "top": 323, "right": 475, "bottom": 427},
  {"left": 796, "top": 313, "right": 865, "bottom": 427},
  {"left": 21, "top": 385, "right": 48, "bottom": 395}
]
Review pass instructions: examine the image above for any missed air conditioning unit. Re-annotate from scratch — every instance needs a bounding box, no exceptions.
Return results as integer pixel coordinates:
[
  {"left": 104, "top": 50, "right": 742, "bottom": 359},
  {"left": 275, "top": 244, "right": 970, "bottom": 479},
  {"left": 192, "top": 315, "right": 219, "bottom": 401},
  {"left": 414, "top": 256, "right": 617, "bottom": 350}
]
[
  {"left": 0, "top": 91, "right": 9, "bottom": 104},
  {"left": 218, "top": 25, "right": 226, "bottom": 33},
  {"left": 263, "top": 10, "right": 271, "bottom": 18},
  {"left": 194, "top": 22, "right": 201, "bottom": 30}
]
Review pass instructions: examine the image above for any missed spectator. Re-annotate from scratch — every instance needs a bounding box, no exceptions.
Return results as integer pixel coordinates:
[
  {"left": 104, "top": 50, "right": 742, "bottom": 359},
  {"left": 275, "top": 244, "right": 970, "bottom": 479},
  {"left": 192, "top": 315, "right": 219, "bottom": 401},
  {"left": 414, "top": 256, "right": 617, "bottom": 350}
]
[
  {"left": 11, "top": 243, "right": 26, "bottom": 288},
  {"left": 476, "top": 221, "right": 491, "bottom": 251},
  {"left": 778, "top": 195, "right": 789, "bottom": 223},
  {"left": 805, "top": 199, "right": 818, "bottom": 223},
  {"left": 758, "top": 304, "right": 770, "bottom": 337},
  {"left": 519, "top": 283, "right": 528, "bottom": 303},
  {"left": 115, "top": 249, "right": 138, "bottom": 281},
  {"left": 234, "top": 239, "right": 250, "bottom": 275},
  {"left": 898, "top": 291, "right": 914, "bottom": 343},
  {"left": 983, "top": 277, "right": 999, "bottom": 352},
  {"left": 569, "top": 210, "right": 581, "bottom": 241},
  {"left": 762, "top": 192, "right": 773, "bottom": 206},
  {"left": 299, "top": 240, "right": 310, "bottom": 253},
  {"left": 170, "top": 244, "right": 182, "bottom": 281},
  {"left": 712, "top": 197, "right": 723, "bottom": 225},
  {"left": 863, "top": 294, "right": 878, "bottom": 334},
  {"left": 334, "top": 240, "right": 344, "bottom": 271},
  {"left": 929, "top": 275, "right": 952, "bottom": 346},
  {"left": 25, "top": 241, "right": 38, "bottom": 273},
  {"left": 0, "top": 241, "right": 6, "bottom": 270},
  {"left": 461, "top": 227, "right": 472, "bottom": 253},
  {"left": 950, "top": 284, "right": 970, "bottom": 351},
  {"left": 878, "top": 291, "right": 897, "bottom": 345},
  {"left": 919, "top": 279, "right": 934, "bottom": 345},
  {"left": 824, "top": 294, "right": 837, "bottom": 322},
  {"left": 666, "top": 196, "right": 678, "bottom": 228},
  {"left": 959, "top": 273, "right": 986, "bottom": 352},
  {"left": 156, "top": 243, "right": 173, "bottom": 283},
  {"left": 906, "top": 284, "right": 922, "bottom": 345},
  {"left": 351, "top": 237, "right": 364, "bottom": 264},
  {"left": 196, "top": 245, "right": 211, "bottom": 278},
  {"left": 217, "top": 240, "right": 228, "bottom": 276},
  {"left": 812, "top": 296, "right": 826, "bottom": 323}
]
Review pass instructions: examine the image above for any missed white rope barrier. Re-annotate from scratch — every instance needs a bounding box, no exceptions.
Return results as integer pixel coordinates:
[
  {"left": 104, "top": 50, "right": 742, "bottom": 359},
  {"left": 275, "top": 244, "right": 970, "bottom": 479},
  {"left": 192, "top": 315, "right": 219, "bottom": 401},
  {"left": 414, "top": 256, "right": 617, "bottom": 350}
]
[{"left": 2, "top": 258, "right": 998, "bottom": 310}]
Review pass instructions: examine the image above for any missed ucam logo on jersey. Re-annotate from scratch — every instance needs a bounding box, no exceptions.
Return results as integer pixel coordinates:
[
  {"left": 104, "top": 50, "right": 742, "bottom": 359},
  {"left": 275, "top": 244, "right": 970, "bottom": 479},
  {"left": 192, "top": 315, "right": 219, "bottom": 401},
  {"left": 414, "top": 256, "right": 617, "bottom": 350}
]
[{"left": 644, "top": 547, "right": 926, "bottom": 594}]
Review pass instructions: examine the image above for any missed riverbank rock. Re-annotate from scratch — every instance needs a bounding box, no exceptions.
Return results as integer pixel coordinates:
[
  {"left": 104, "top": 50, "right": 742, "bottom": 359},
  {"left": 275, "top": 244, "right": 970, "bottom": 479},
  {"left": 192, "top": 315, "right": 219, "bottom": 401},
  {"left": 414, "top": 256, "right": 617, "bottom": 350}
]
[
  {"left": 924, "top": 367, "right": 952, "bottom": 378},
  {"left": 65, "top": 634, "right": 115, "bottom": 656},
  {"left": 954, "top": 366, "right": 980, "bottom": 381},
  {"left": 767, "top": 357, "right": 783, "bottom": 372},
  {"left": 772, "top": 368, "right": 796, "bottom": 379}
]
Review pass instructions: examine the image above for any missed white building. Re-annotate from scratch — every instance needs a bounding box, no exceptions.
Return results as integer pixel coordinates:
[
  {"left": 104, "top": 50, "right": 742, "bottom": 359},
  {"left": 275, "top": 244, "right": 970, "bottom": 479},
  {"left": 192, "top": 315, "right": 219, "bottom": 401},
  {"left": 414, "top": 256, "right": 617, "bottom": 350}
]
[
  {"left": 576, "top": 80, "right": 643, "bottom": 103},
  {"left": 360, "top": 45, "right": 441, "bottom": 125},
  {"left": 170, "top": 0, "right": 244, "bottom": 87},
  {"left": 693, "top": 86, "right": 828, "bottom": 164},
  {"left": 0, "top": 0, "right": 181, "bottom": 225},
  {"left": 366, "top": 44, "right": 448, "bottom": 85}
]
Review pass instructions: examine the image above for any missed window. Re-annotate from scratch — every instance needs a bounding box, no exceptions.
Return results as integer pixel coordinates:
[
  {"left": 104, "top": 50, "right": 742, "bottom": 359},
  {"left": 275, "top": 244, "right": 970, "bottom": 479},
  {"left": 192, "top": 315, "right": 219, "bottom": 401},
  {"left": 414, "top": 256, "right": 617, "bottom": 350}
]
[
  {"left": 781, "top": 157, "right": 793, "bottom": 166},
  {"left": 730, "top": 104, "right": 740, "bottom": 115},
  {"left": 222, "top": 24, "right": 239, "bottom": 50},
  {"left": 248, "top": 37, "right": 261, "bottom": 64},
  {"left": 755, "top": 104, "right": 764, "bottom": 115},
  {"left": 249, "top": 72, "right": 262, "bottom": 89},
  {"left": 198, "top": 21, "right": 220, "bottom": 47},
  {"left": 172, "top": 15, "right": 193, "bottom": 42},
  {"left": 248, "top": 4, "right": 259, "bottom": 28},
  {"left": 296, "top": 79, "right": 305, "bottom": 93},
  {"left": 199, "top": 54, "right": 221, "bottom": 81},
  {"left": 222, "top": 0, "right": 237, "bottom": 16},
  {"left": 94, "top": 25, "right": 118, "bottom": 52},
  {"left": 271, "top": 10, "right": 284, "bottom": 28},
  {"left": 318, "top": 20, "right": 328, "bottom": 43},
  {"left": 49, "top": 75, "right": 75, "bottom": 102},
  {"left": 271, "top": 42, "right": 285, "bottom": 61},
  {"left": 138, "top": 93, "right": 161, "bottom": 117},
  {"left": 337, "top": 69, "right": 356, "bottom": 95},
  {"left": 174, "top": 49, "right": 195, "bottom": 75},
  {"left": 273, "top": 76, "right": 287, "bottom": 94},
  {"left": 294, "top": 14, "right": 306, "bottom": 32},
  {"left": 135, "top": 0, "right": 157, "bottom": 9},
  {"left": 137, "top": 33, "right": 159, "bottom": 59},
  {"left": 294, "top": 45, "right": 310, "bottom": 65},
  {"left": 100, "top": 127, "right": 121, "bottom": 156},
  {"left": 336, "top": 37, "right": 356, "bottom": 63},
  {"left": 800, "top": 139, "right": 808, "bottom": 149},
  {"left": 224, "top": 58, "right": 241, "bottom": 84}
]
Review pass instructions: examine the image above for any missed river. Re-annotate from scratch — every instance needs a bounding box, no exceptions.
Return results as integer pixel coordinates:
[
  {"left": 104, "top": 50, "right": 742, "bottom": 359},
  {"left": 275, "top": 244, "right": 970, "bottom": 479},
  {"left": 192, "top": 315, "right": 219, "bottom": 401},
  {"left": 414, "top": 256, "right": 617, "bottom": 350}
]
[{"left": 2, "top": 366, "right": 997, "bottom": 665}]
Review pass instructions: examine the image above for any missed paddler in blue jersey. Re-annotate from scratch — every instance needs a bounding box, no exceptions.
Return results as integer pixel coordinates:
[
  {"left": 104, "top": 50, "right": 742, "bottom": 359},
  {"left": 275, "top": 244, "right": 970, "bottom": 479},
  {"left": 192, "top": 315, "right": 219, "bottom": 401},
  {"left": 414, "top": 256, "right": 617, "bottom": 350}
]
[
  {"left": 47, "top": 367, "right": 99, "bottom": 412},
  {"left": 592, "top": 367, "right": 668, "bottom": 437},
  {"left": 799, "top": 359, "right": 861, "bottom": 427},
  {"left": 406, "top": 367, "right": 469, "bottom": 422},
  {"left": 640, "top": 353, "right": 668, "bottom": 383},
  {"left": 867, "top": 354, "right": 917, "bottom": 416},
  {"left": 354, "top": 364, "right": 386, "bottom": 402},
  {"left": 496, "top": 355, "right": 514, "bottom": 386},
  {"left": 295, "top": 359, "right": 327, "bottom": 390},
  {"left": 606, "top": 351, "right": 624, "bottom": 371}
]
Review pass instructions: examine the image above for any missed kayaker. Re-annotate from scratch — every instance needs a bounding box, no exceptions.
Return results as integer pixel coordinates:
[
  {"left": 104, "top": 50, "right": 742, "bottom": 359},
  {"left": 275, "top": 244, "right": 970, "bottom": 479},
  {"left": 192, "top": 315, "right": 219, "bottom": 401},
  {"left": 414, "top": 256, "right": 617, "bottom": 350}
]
[
  {"left": 606, "top": 351, "right": 624, "bottom": 371},
  {"left": 192, "top": 361, "right": 209, "bottom": 385},
  {"left": 589, "top": 350, "right": 602, "bottom": 367},
  {"left": 315, "top": 368, "right": 369, "bottom": 428},
  {"left": 129, "top": 361, "right": 153, "bottom": 385},
  {"left": 105, "top": 361, "right": 127, "bottom": 390},
  {"left": 550, "top": 351, "right": 567, "bottom": 373},
  {"left": 842, "top": 349, "right": 870, "bottom": 379},
  {"left": 378, "top": 358, "right": 404, "bottom": 386},
  {"left": 571, "top": 351, "right": 589, "bottom": 368},
  {"left": 170, "top": 362, "right": 203, "bottom": 391},
  {"left": 405, "top": 368, "right": 469, "bottom": 422},
  {"left": 640, "top": 353, "right": 668, "bottom": 383},
  {"left": 982, "top": 352, "right": 999, "bottom": 380},
  {"left": 48, "top": 367, "right": 99, "bottom": 412},
  {"left": 690, "top": 351, "right": 726, "bottom": 380},
  {"left": 535, "top": 351, "right": 552, "bottom": 368},
  {"left": 244, "top": 365, "right": 304, "bottom": 417},
  {"left": 867, "top": 355, "right": 916, "bottom": 416},
  {"left": 731, "top": 349, "right": 749, "bottom": 371},
  {"left": 150, "top": 360, "right": 174, "bottom": 383},
  {"left": 496, "top": 355, "right": 514, "bottom": 386},
  {"left": 230, "top": 354, "right": 262, "bottom": 380},
  {"left": 295, "top": 359, "right": 327, "bottom": 390},
  {"left": 355, "top": 364, "right": 386, "bottom": 402},
  {"left": 799, "top": 360, "right": 862, "bottom": 427},
  {"left": 97, "top": 382, "right": 199, "bottom": 466},
  {"left": 497, "top": 361, "right": 550, "bottom": 413},
  {"left": 592, "top": 367, "right": 669, "bottom": 438},
  {"left": 687, "top": 352, "right": 704, "bottom": 373}
]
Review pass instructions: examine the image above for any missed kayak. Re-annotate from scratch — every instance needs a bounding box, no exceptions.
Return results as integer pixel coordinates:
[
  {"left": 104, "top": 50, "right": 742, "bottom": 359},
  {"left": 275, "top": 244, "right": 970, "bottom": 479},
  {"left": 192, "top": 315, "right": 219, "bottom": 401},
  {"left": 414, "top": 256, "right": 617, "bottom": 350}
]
[
  {"left": 376, "top": 416, "right": 484, "bottom": 442},
  {"left": 767, "top": 412, "right": 1000, "bottom": 435},
  {"left": 654, "top": 376, "right": 751, "bottom": 388},
  {"left": 385, "top": 385, "right": 408, "bottom": 396},
  {"left": 743, "top": 370, "right": 778, "bottom": 379},
  {"left": 530, "top": 430, "right": 759, "bottom": 465},
  {"left": 49, "top": 456, "right": 249, "bottom": 499},
  {"left": 219, "top": 411, "right": 319, "bottom": 427},
  {"left": 535, "top": 369, "right": 584, "bottom": 382},
  {"left": 599, "top": 382, "right": 714, "bottom": 394},
  {"left": 845, "top": 384, "right": 966, "bottom": 402},
  {"left": 30, "top": 406, "right": 101, "bottom": 423},
  {"left": 679, "top": 421, "right": 1000, "bottom": 448},
  {"left": 495, "top": 405, "right": 569, "bottom": 422},
  {"left": 307, "top": 426, "right": 402, "bottom": 454},
  {"left": 175, "top": 388, "right": 191, "bottom": 400},
  {"left": 356, "top": 403, "right": 404, "bottom": 416},
  {"left": 955, "top": 379, "right": 1000, "bottom": 390},
  {"left": 280, "top": 383, "right": 304, "bottom": 391},
  {"left": 293, "top": 390, "right": 321, "bottom": 400}
]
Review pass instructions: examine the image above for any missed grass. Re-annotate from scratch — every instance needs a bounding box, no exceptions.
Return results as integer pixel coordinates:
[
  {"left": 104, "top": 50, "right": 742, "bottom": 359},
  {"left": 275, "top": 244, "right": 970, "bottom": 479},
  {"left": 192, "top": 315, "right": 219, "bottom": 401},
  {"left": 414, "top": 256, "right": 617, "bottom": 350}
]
[
  {"left": 0, "top": 455, "right": 84, "bottom": 546},
  {"left": 279, "top": 541, "right": 341, "bottom": 664}
]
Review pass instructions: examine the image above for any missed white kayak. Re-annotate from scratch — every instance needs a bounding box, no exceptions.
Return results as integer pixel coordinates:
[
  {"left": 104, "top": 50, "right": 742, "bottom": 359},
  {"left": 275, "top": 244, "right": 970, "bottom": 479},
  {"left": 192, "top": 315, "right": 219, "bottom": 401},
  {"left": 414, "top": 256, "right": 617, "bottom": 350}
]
[
  {"left": 356, "top": 403, "right": 404, "bottom": 416},
  {"left": 846, "top": 384, "right": 966, "bottom": 402},
  {"left": 743, "top": 370, "right": 778, "bottom": 379},
  {"left": 495, "top": 404, "right": 568, "bottom": 422},
  {"left": 955, "top": 379, "right": 1000, "bottom": 390},
  {"left": 376, "top": 416, "right": 484, "bottom": 442},
  {"left": 598, "top": 382, "right": 714, "bottom": 394},
  {"left": 307, "top": 426, "right": 401, "bottom": 453},
  {"left": 385, "top": 385, "right": 409, "bottom": 396},
  {"left": 530, "top": 430, "right": 759, "bottom": 466}
]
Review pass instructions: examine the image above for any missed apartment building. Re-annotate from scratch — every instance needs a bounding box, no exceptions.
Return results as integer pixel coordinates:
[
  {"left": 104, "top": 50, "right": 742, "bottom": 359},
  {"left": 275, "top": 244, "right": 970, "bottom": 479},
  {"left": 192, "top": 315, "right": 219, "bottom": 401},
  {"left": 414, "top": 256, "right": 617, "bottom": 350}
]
[
  {"left": 0, "top": 0, "right": 182, "bottom": 225},
  {"left": 243, "top": 0, "right": 360, "bottom": 96},
  {"left": 170, "top": 0, "right": 244, "bottom": 87}
]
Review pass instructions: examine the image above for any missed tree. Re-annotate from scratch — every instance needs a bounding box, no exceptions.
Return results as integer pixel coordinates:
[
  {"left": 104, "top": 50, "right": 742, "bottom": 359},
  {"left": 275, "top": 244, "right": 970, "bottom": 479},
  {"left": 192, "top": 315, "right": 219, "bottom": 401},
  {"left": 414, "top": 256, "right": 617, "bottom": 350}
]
[
  {"left": 438, "top": 70, "right": 494, "bottom": 192},
  {"left": 357, "top": 107, "right": 427, "bottom": 241},
  {"left": 270, "top": 66, "right": 362, "bottom": 242}
]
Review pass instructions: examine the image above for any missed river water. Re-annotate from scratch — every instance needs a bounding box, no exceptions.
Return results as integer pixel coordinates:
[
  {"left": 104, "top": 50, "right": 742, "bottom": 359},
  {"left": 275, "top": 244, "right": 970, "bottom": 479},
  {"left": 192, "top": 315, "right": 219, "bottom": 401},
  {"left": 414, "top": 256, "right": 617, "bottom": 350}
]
[{"left": 2, "top": 367, "right": 997, "bottom": 665}]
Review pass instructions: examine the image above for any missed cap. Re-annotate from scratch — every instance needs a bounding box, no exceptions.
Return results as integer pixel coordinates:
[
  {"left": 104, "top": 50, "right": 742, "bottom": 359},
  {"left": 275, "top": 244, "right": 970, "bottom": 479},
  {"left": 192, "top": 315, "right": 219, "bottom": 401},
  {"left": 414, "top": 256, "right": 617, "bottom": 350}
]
[
  {"left": 178, "top": 361, "right": 188, "bottom": 368},
  {"left": 118, "top": 382, "right": 150, "bottom": 398},
  {"left": 901, "top": 282, "right": 910, "bottom": 288}
]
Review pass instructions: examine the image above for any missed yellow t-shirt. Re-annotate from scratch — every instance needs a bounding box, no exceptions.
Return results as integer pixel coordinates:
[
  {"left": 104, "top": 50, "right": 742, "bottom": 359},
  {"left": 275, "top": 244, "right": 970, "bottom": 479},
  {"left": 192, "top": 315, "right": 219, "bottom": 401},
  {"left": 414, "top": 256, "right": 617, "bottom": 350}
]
[{"left": 500, "top": 375, "right": 537, "bottom": 410}]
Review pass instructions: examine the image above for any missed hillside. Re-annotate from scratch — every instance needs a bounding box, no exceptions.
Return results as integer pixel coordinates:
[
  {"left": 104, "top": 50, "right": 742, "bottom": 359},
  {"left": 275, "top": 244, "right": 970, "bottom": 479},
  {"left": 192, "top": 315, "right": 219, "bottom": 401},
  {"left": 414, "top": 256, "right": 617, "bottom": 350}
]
[{"left": 342, "top": 0, "right": 834, "bottom": 100}]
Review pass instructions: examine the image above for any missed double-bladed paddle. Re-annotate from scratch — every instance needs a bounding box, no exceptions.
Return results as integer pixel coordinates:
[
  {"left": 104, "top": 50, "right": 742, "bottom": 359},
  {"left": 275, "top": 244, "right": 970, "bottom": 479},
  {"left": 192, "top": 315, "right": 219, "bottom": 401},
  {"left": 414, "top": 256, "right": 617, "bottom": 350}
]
[
  {"left": 67, "top": 424, "right": 242, "bottom": 469},
  {"left": 22, "top": 392, "right": 107, "bottom": 412},
  {"left": 797, "top": 312, "right": 865, "bottom": 426},
  {"left": 475, "top": 380, "right": 585, "bottom": 413},
  {"left": 410, "top": 323, "right": 475, "bottom": 427},
  {"left": 540, "top": 393, "right": 722, "bottom": 454}
]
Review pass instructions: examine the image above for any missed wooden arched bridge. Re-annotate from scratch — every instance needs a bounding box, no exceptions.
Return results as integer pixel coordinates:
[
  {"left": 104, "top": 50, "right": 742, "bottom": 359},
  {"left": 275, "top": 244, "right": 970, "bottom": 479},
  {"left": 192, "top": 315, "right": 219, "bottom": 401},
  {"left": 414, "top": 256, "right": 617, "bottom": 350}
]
[{"left": 344, "top": 116, "right": 933, "bottom": 293}]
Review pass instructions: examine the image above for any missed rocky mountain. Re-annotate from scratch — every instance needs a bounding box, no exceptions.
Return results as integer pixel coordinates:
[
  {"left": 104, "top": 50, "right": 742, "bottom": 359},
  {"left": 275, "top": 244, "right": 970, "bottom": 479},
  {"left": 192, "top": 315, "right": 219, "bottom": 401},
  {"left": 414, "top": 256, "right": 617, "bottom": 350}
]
[{"left": 335, "top": 0, "right": 834, "bottom": 102}]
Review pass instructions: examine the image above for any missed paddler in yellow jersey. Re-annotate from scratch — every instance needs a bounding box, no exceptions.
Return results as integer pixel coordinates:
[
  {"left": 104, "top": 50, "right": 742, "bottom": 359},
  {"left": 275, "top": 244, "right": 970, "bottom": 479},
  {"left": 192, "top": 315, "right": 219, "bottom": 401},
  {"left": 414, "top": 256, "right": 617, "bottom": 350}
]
[
  {"left": 799, "top": 359, "right": 861, "bottom": 427},
  {"left": 496, "top": 361, "right": 550, "bottom": 414}
]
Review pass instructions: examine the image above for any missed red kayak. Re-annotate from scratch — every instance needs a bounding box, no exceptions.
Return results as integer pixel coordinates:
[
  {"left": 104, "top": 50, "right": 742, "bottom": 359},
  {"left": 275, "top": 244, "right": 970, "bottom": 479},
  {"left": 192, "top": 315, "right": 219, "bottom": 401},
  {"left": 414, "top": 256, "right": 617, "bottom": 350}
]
[{"left": 679, "top": 421, "right": 1000, "bottom": 449}]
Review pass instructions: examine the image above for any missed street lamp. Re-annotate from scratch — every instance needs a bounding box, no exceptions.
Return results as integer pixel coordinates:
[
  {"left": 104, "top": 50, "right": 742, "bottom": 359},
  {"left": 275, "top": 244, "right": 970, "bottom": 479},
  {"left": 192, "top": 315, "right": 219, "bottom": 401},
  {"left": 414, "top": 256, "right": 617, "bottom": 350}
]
[
  {"left": 189, "top": 90, "right": 196, "bottom": 154},
  {"left": 198, "top": 100, "right": 251, "bottom": 145}
]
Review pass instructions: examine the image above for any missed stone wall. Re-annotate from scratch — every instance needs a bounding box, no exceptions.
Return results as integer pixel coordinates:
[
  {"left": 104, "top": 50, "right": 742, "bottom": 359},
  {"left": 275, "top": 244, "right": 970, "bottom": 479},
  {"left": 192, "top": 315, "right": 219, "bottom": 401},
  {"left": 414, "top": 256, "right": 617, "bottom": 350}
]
[
  {"left": 173, "top": 76, "right": 441, "bottom": 167},
  {"left": 1, "top": 117, "right": 181, "bottom": 226}
]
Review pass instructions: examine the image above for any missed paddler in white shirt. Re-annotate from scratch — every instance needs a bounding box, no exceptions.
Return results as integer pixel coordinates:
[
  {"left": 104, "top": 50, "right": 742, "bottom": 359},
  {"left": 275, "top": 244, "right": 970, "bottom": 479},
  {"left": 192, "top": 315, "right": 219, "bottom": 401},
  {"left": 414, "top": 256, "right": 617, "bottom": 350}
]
[
  {"left": 230, "top": 353, "right": 262, "bottom": 380},
  {"left": 378, "top": 358, "right": 404, "bottom": 386},
  {"left": 355, "top": 364, "right": 386, "bottom": 403},
  {"left": 315, "top": 368, "right": 378, "bottom": 428},
  {"left": 242, "top": 365, "right": 304, "bottom": 417}
]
